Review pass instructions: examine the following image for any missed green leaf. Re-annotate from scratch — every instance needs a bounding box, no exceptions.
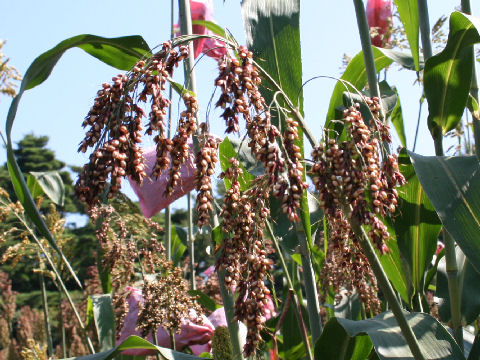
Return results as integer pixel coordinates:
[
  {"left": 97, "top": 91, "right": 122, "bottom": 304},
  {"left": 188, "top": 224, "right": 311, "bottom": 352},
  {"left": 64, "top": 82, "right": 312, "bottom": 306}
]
[
  {"left": 394, "top": 149, "right": 442, "bottom": 303},
  {"left": 326, "top": 48, "right": 402, "bottom": 128},
  {"left": 29, "top": 171, "right": 65, "bottom": 206},
  {"left": 315, "top": 317, "right": 372, "bottom": 360},
  {"left": 26, "top": 174, "right": 45, "bottom": 201},
  {"left": 91, "top": 294, "right": 115, "bottom": 352},
  {"left": 393, "top": 0, "right": 420, "bottom": 71},
  {"left": 167, "top": 78, "right": 196, "bottom": 98},
  {"left": 424, "top": 12, "right": 480, "bottom": 135},
  {"left": 390, "top": 90, "right": 407, "bottom": 148},
  {"left": 218, "top": 137, "right": 254, "bottom": 191},
  {"left": 5, "top": 34, "right": 150, "bottom": 287},
  {"left": 468, "top": 335, "right": 480, "bottom": 360},
  {"left": 192, "top": 20, "right": 226, "bottom": 37},
  {"left": 70, "top": 335, "right": 209, "bottom": 360},
  {"left": 188, "top": 290, "right": 221, "bottom": 312},
  {"left": 437, "top": 247, "right": 480, "bottom": 325},
  {"left": 316, "top": 311, "right": 464, "bottom": 360},
  {"left": 467, "top": 93, "right": 480, "bottom": 121},
  {"left": 408, "top": 152, "right": 480, "bottom": 273}
]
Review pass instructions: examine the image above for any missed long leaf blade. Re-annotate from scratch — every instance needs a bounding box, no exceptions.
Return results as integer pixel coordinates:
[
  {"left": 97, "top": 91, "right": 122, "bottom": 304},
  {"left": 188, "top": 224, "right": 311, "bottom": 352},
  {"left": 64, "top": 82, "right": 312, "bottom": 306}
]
[
  {"left": 4, "top": 34, "right": 151, "bottom": 287},
  {"left": 408, "top": 151, "right": 480, "bottom": 273},
  {"left": 424, "top": 12, "right": 480, "bottom": 135},
  {"left": 393, "top": 0, "right": 420, "bottom": 71}
]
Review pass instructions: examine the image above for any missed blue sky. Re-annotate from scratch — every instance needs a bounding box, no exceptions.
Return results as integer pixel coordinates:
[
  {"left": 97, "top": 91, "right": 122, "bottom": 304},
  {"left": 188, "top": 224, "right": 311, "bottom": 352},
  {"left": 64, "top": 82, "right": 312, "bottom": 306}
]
[{"left": 1, "top": 1, "right": 478, "bottom": 212}]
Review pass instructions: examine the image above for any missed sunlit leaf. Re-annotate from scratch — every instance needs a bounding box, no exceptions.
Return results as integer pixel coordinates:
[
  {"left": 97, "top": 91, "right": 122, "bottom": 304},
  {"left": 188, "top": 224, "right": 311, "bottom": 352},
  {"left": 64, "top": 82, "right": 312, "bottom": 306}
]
[
  {"left": 315, "top": 311, "right": 464, "bottom": 360},
  {"left": 424, "top": 12, "right": 480, "bottom": 135},
  {"left": 29, "top": 171, "right": 65, "bottom": 206},
  {"left": 91, "top": 294, "right": 115, "bottom": 352},
  {"left": 393, "top": 0, "right": 420, "bottom": 71},
  {"left": 408, "top": 152, "right": 480, "bottom": 273}
]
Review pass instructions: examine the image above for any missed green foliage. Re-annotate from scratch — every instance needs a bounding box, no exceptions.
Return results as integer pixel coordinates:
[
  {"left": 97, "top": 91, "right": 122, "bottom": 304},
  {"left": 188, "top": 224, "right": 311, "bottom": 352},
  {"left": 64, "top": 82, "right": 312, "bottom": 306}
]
[
  {"left": 90, "top": 294, "right": 115, "bottom": 352},
  {"left": 409, "top": 152, "right": 480, "bottom": 273},
  {"left": 211, "top": 326, "right": 233, "bottom": 360},
  {"left": 425, "top": 12, "right": 480, "bottom": 137},
  {"left": 315, "top": 311, "right": 464, "bottom": 360},
  {"left": 393, "top": 0, "right": 420, "bottom": 71}
]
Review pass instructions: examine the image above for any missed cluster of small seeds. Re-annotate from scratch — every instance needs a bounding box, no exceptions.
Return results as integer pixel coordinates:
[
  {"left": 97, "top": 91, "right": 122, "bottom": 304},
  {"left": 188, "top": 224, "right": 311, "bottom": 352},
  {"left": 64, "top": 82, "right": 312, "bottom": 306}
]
[
  {"left": 311, "top": 99, "right": 405, "bottom": 311},
  {"left": 276, "top": 117, "right": 308, "bottom": 222},
  {"left": 75, "top": 42, "right": 195, "bottom": 208},
  {"left": 194, "top": 123, "right": 218, "bottom": 227},
  {"left": 217, "top": 159, "right": 273, "bottom": 356},
  {"left": 164, "top": 93, "right": 199, "bottom": 196}
]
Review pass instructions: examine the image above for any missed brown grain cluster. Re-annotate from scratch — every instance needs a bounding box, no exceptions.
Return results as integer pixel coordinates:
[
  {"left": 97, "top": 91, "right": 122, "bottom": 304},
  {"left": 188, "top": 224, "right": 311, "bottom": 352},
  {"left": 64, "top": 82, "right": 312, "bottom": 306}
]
[
  {"left": 311, "top": 98, "right": 405, "bottom": 312},
  {"left": 75, "top": 42, "right": 199, "bottom": 208},
  {"left": 217, "top": 159, "right": 273, "bottom": 356}
]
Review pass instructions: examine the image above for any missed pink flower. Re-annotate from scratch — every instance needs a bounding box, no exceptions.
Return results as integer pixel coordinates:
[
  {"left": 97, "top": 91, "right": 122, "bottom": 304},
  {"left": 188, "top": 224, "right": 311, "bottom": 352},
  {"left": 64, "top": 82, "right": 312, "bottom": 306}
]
[
  {"left": 128, "top": 143, "right": 196, "bottom": 218},
  {"left": 177, "top": 0, "right": 227, "bottom": 59},
  {"left": 366, "top": 0, "right": 393, "bottom": 47},
  {"left": 117, "top": 287, "right": 215, "bottom": 356}
]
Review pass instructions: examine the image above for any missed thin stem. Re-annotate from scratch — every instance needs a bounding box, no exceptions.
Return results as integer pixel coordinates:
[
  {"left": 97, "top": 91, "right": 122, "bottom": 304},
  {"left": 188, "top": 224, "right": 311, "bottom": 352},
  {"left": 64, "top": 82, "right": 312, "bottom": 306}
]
[
  {"left": 418, "top": 0, "right": 433, "bottom": 61},
  {"left": 58, "top": 285, "right": 67, "bottom": 359},
  {"left": 152, "top": 330, "right": 162, "bottom": 360},
  {"left": 11, "top": 209, "right": 95, "bottom": 354},
  {"left": 266, "top": 221, "right": 313, "bottom": 360},
  {"left": 342, "top": 204, "right": 426, "bottom": 360},
  {"left": 169, "top": 329, "right": 176, "bottom": 350},
  {"left": 38, "top": 255, "right": 53, "bottom": 357},
  {"left": 218, "top": 269, "right": 244, "bottom": 360},
  {"left": 165, "top": 0, "right": 175, "bottom": 262},
  {"left": 444, "top": 231, "right": 464, "bottom": 352},
  {"left": 187, "top": 194, "right": 196, "bottom": 290},
  {"left": 352, "top": 0, "right": 380, "bottom": 98},
  {"left": 460, "top": 0, "right": 480, "bottom": 159},
  {"left": 296, "top": 225, "right": 323, "bottom": 344},
  {"left": 413, "top": 99, "right": 424, "bottom": 152}
]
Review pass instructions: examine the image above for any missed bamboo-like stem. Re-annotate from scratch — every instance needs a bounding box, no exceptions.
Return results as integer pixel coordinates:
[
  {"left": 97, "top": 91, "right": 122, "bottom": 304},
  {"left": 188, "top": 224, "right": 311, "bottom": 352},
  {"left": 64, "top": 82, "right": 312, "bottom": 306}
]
[
  {"left": 178, "top": 0, "right": 198, "bottom": 292},
  {"left": 296, "top": 225, "right": 323, "bottom": 344},
  {"left": 352, "top": 0, "right": 380, "bottom": 99},
  {"left": 37, "top": 255, "right": 53, "bottom": 357},
  {"left": 187, "top": 194, "right": 196, "bottom": 290},
  {"left": 165, "top": 0, "right": 175, "bottom": 262},
  {"left": 152, "top": 330, "right": 162, "bottom": 360},
  {"left": 342, "top": 204, "right": 426, "bottom": 360},
  {"left": 418, "top": 0, "right": 463, "bottom": 349},
  {"left": 266, "top": 221, "right": 313, "bottom": 360},
  {"left": 218, "top": 269, "right": 244, "bottom": 360},
  {"left": 58, "top": 286, "right": 67, "bottom": 359},
  {"left": 418, "top": 0, "right": 433, "bottom": 61},
  {"left": 444, "top": 231, "right": 464, "bottom": 352},
  {"left": 169, "top": 329, "right": 176, "bottom": 351},
  {"left": 461, "top": 0, "right": 480, "bottom": 160}
]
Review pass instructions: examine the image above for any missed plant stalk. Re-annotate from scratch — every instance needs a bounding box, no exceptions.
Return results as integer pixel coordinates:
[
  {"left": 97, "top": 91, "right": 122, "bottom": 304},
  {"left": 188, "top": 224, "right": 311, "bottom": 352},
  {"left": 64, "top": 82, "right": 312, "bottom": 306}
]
[
  {"left": 342, "top": 204, "right": 426, "bottom": 360},
  {"left": 218, "top": 269, "right": 244, "bottom": 360},
  {"left": 266, "top": 221, "right": 313, "bottom": 360},
  {"left": 296, "top": 225, "right": 323, "bottom": 344},
  {"left": 418, "top": 0, "right": 463, "bottom": 349},
  {"left": 38, "top": 256, "right": 53, "bottom": 357},
  {"left": 187, "top": 194, "right": 196, "bottom": 290},
  {"left": 444, "top": 231, "right": 464, "bottom": 352},
  {"left": 460, "top": 0, "right": 480, "bottom": 160},
  {"left": 352, "top": 0, "right": 380, "bottom": 99},
  {"left": 58, "top": 285, "right": 67, "bottom": 359}
]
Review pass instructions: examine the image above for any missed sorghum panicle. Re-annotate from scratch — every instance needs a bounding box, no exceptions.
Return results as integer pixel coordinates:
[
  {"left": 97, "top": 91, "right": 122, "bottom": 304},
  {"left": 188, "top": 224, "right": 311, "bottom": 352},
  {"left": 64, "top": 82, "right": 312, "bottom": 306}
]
[
  {"left": 194, "top": 123, "right": 218, "bottom": 227},
  {"left": 311, "top": 98, "right": 404, "bottom": 312}
]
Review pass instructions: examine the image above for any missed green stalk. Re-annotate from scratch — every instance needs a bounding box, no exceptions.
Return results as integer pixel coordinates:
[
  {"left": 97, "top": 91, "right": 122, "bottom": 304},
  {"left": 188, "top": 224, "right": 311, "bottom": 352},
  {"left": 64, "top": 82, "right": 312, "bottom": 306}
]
[
  {"left": 37, "top": 254, "right": 53, "bottom": 357},
  {"left": 187, "top": 194, "right": 196, "bottom": 290},
  {"left": 266, "top": 221, "right": 313, "bottom": 360},
  {"left": 352, "top": 0, "right": 380, "bottom": 98},
  {"left": 218, "top": 269, "right": 244, "bottom": 360},
  {"left": 165, "top": 0, "right": 175, "bottom": 262},
  {"left": 178, "top": 0, "right": 242, "bottom": 357},
  {"left": 418, "top": 0, "right": 463, "bottom": 350},
  {"left": 58, "top": 286, "right": 67, "bottom": 359},
  {"left": 296, "top": 224, "right": 323, "bottom": 344},
  {"left": 460, "top": 0, "right": 480, "bottom": 160},
  {"left": 342, "top": 204, "right": 426, "bottom": 360},
  {"left": 444, "top": 231, "right": 464, "bottom": 352},
  {"left": 178, "top": 0, "right": 198, "bottom": 292}
]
